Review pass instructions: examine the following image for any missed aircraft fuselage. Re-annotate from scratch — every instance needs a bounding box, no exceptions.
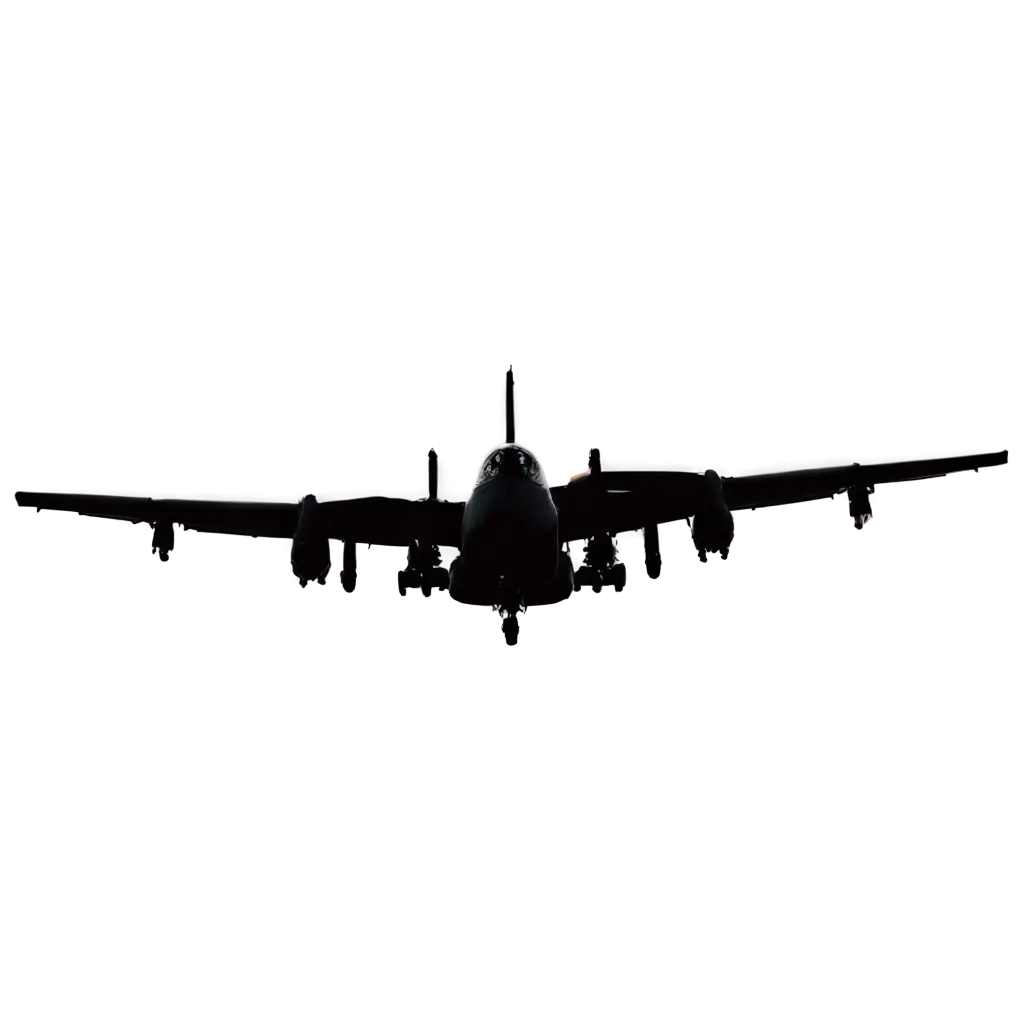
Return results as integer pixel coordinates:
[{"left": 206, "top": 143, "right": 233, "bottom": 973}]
[{"left": 449, "top": 443, "right": 565, "bottom": 605}]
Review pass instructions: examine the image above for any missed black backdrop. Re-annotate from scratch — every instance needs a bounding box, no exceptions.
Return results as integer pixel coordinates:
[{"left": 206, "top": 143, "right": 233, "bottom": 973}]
[{"left": 2, "top": 12, "right": 1024, "bottom": 1019}]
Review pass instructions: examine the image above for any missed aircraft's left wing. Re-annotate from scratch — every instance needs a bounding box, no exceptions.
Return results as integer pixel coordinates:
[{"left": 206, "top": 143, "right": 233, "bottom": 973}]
[
  {"left": 551, "top": 472, "right": 705, "bottom": 542},
  {"left": 14, "top": 492, "right": 465, "bottom": 547},
  {"left": 320, "top": 497, "right": 463, "bottom": 547},
  {"left": 14, "top": 492, "right": 299, "bottom": 536}
]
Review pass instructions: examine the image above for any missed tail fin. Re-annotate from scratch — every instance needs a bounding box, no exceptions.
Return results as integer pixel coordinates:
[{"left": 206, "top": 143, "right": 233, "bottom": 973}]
[{"left": 506, "top": 366, "right": 515, "bottom": 444}]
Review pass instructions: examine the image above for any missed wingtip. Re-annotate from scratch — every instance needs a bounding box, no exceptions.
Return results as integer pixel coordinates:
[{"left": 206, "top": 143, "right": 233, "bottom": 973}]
[{"left": 976, "top": 450, "right": 1008, "bottom": 467}]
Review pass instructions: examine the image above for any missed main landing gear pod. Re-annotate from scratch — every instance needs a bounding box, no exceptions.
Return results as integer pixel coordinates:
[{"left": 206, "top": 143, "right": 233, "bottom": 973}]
[{"left": 399, "top": 540, "right": 448, "bottom": 598}]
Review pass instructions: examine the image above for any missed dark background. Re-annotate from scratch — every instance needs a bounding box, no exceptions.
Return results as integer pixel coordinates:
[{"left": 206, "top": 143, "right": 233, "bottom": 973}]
[{"left": 2, "top": 12, "right": 1024, "bottom": 1019}]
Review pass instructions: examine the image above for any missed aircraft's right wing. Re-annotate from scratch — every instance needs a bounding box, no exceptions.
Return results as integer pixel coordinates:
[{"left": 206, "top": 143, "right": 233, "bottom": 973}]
[
  {"left": 721, "top": 450, "right": 1008, "bottom": 511},
  {"left": 551, "top": 449, "right": 1008, "bottom": 540}
]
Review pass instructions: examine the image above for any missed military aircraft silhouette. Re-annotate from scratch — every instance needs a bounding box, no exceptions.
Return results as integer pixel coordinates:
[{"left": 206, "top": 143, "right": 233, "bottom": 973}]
[{"left": 15, "top": 369, "right": 1009, "bottom": 645}]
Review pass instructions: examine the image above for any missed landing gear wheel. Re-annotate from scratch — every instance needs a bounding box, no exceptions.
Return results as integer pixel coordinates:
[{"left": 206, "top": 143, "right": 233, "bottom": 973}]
[
  {"left": 712, "top": 544, "right": 737, "bottom": 569},
  {"left": 300, "top": 578, "right": 308, "bottom": 588},
  {"left": 159, "top": 551, "right": 169, "bottom": 563},
  {"left": 397, "top": 571, "right": 407, "bottom": 596},
  {"left": 854, "top": 520, "right": 864, "bottom": 530},
  {"left": 698, "top": 549, "right": 707, "bottom": 563},
  {"left": 421, "top": 583, "right": 432, "bottom": 597},
  {"left": 431, "top": 567, "right": 450, "bottom": 591},
  {"left": 606, "top": 561, "right": 622, "bottom": 593},
  {"left": 317, "top": 574, "right": 327, "bottom": 585},
  {"left": 593, "top": 582, "right": 603, "bottom": 593},
  {"left": 502, "top": 615, "right": 519, "bottom": 646}
]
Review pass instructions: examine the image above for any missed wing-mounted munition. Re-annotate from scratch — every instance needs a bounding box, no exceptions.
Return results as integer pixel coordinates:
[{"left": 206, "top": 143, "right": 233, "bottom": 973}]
[
  {"left": 848, "top": 477, "right": 874, "bottom": 530},
  {"left": 152, "top": 519, "right": 174, "bottom": 562}
]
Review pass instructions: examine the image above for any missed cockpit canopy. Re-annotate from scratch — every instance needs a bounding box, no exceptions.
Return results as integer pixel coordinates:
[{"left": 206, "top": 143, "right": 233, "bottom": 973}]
[{"left": 476, "top": 444, "right": 547, "bottom": 487}]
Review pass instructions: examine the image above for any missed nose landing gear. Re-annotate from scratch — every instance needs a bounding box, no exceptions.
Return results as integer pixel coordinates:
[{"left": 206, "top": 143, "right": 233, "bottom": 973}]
[
  {"left": 501, "top": 614, "right": 520, "bottom": 645},
  {"left": 496, "top": 579, "right": 524, "bottom": 645}
]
